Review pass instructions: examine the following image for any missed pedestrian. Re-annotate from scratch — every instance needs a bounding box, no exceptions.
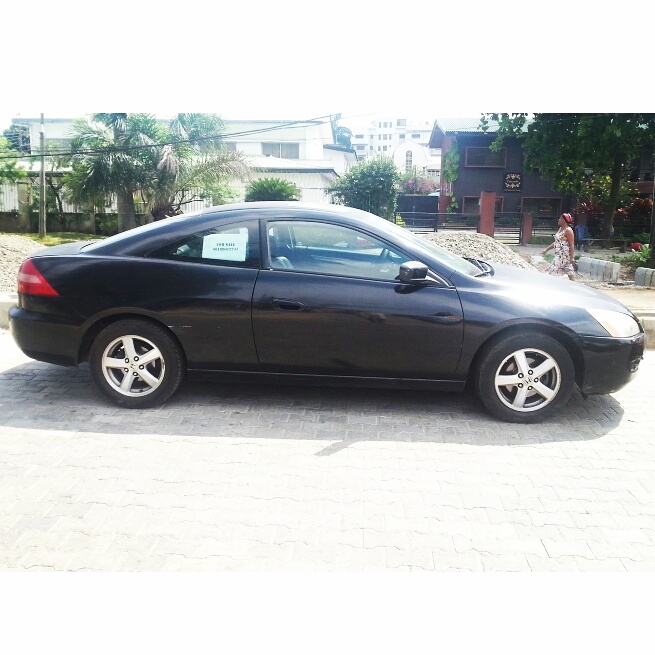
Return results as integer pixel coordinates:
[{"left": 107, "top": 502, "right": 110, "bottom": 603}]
[{"left": 542, "top": 213, "right": 576, "bottom": 280}]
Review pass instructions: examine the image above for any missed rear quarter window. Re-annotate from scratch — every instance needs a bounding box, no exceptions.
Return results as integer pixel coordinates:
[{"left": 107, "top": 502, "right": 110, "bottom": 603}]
[{"left": 148, "top": 220, "right": 260, "bottom": 268}]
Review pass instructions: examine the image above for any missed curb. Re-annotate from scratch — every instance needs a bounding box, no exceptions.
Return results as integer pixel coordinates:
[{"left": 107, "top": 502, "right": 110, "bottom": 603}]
[
  {"left": 577, "top": 257, "right": 621, "bottom": 282},
  {"left": 635, "top": 267, "right": 655, "bottom": 287},
  {"left": 1, "top": 292, "right": 654, "bottom": 349},
  {"left": 641, "top": 315, "right": 655, "bottom": 350}
]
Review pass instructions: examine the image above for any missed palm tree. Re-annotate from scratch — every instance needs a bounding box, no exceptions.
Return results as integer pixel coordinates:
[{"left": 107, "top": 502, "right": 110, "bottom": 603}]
[
  {"left": 66, "top": 113, "right": 249, "bottom": 232},
  {"left": 147, "top": 113, "right": 249, "bottom": 221},
  {"left": 66, "top": 113, "right": 159, "bottom": 232}
]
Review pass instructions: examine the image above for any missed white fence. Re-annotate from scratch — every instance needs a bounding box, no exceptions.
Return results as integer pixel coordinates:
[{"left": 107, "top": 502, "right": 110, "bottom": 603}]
[{"left": 0, "top": 182, "right": 214, "bottom": 217}]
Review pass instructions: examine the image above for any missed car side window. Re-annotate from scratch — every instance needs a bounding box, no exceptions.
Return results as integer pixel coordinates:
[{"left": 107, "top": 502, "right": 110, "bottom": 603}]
[
  {"left": 268, "top": 221, "right": 411, "bottom": 281},
  {"left": 149, "top": 220, "right": 260, "bottom": 268}
]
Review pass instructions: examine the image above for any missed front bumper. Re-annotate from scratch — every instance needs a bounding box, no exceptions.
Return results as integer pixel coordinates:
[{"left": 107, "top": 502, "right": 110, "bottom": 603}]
[{"left": 579, "top": 332, "right": 645, "bottom": 395}]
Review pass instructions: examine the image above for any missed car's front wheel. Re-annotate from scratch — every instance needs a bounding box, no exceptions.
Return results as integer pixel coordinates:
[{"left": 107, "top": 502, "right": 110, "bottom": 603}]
[
  {"left": 475, "top": 332, "right": 574, "bottom": 423},
  {"left": 89, "top": 319, "right": 184, "bottom": 409}
]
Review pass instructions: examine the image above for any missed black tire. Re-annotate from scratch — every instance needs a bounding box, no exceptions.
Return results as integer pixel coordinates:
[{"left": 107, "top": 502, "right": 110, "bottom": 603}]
[
  {"left": 89, "top": 319, "right": 184, "bottom": 409},
  {"left": 475, "top": 331, "right": 574, "bottom": 423}
]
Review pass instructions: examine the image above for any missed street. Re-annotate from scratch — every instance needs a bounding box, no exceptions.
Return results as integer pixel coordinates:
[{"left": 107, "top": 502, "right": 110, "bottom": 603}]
[{"left": 1, "top": 328, "right": 654, "bottom": 572}]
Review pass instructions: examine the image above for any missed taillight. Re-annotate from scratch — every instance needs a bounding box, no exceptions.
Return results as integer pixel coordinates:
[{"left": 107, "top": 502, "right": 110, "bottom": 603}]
[{"left": 17, "top": 259, "right": 59, "bottom": 296}]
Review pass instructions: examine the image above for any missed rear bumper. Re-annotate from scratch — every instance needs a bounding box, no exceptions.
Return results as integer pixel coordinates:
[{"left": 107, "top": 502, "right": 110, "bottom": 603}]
[
  {"left": 579, "top": 332, "right": 645, "bottom": 394},
  {"left": 9, "top": 306, "right": 82, "bottom": 367}
]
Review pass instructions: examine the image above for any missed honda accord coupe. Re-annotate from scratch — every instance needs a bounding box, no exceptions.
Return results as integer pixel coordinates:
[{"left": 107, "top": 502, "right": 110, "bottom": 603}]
[{"left": 9, "top": 202, "right": 645, "bottom": 422}]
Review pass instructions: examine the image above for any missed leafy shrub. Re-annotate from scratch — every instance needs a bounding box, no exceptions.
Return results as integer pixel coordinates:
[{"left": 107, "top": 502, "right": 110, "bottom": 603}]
[
  {"left": 245, "top": 178, "right": 300, "bottom": 202},
  {"left": 326, "top": 157, "right": 399, "bottom": 220},
  {"left": 399, "top": 174, "right": 437, "bottom": 195},
  {"left": 95, "top": 213, "right": 118, "bottom": 236},
  {"left": 611, "top": 245, "right": 651, "bottom": 265}
]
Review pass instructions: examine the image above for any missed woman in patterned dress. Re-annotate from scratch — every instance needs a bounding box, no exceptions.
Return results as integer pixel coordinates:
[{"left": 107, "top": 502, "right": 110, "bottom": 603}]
[{"left": 542, "top": 213, "right": 576, "bottom": 280}]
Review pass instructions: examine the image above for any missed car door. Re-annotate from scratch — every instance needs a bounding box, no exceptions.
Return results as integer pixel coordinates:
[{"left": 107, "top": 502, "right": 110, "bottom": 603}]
[
  {"left": 146, "top": 219, "right": 261, "bottom": 370},
  {"left": 252, "top": 220, "right": 464, "bottom": 380}
]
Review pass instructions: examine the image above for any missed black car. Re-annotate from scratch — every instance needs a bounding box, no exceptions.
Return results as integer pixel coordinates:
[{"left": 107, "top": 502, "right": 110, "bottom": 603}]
[{"left": 9, "top": 202, "right": 645, "bottom": 423}]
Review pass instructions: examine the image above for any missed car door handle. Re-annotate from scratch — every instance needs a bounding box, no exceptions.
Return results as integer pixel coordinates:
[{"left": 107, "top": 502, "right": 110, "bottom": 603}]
[{"left": 273, "top": 299, "right": 304, "bottom": 311}]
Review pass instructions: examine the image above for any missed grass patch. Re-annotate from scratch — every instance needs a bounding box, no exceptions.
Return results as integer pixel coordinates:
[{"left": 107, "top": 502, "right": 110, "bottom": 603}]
[
  {"left": 528, "top": 236, "right": 552, "bottom": 246},
  {"left": 1, "top": 232, "right": 105, "bottom": 247}
]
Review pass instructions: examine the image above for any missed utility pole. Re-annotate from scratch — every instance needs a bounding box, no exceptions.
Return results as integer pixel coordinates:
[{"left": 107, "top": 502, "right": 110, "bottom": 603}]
[{"left": 39, "top": 113, "right": 46, "bottom": 239}]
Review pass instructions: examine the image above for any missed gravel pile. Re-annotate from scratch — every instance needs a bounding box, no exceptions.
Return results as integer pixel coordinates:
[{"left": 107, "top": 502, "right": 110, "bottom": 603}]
[
  {"left": 420, "top": 231, "right": 536, "bottom": 270},
  {"left": 0, "top": 235, "right": 44, "bottom": 293},
  {"left": 0, "top": 230, "right": 535, "bottom": 295}
]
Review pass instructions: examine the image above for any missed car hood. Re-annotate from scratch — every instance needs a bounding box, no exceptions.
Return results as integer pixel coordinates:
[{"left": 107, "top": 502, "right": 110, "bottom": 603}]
[{"left": 472, "top": 261, "right": 638, "bottom": 317}]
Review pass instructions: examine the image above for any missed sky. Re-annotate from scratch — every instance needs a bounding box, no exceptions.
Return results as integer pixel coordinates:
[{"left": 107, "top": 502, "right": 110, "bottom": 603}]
[{"left": 2, "top": 2, "right": 643, "bottom": 135}]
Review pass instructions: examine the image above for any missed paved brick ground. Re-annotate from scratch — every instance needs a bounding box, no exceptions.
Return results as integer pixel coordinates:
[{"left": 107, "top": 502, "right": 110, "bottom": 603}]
[{"left": 1, "top": 328, "right": 654, "bottom": 572}]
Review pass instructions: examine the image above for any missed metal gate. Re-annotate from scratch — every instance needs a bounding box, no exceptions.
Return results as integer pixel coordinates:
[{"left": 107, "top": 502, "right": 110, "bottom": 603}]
[{"left": 494, "top": 213, "right": 522, "bottom": 245}]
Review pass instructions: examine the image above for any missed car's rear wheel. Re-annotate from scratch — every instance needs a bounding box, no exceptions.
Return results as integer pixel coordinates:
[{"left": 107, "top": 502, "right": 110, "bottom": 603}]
[
  {"left": 89, "top": 319, "right": 184, "bottom": 408},
  {"left": 475, "top": 332, "right": 574, "bottom": 423}
]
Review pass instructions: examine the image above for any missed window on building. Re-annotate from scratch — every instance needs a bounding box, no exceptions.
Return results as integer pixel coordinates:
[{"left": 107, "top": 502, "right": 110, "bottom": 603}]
[
  {"left": 397, "top": 119, "right": 406, "bottom": 127},
  {"left": 405, "top": 150, "right": 413, "bottom": 173},
  {"left": 399, "top": 134, "right": 405, "bottom": 140},
  {"left": 46, "top": 138, "right": 72, "bottom": 152},
  {"left": 355, "top": 145, "right": 365, "bottom": 151},
  {"left": 383, "top": 134, "right": 388, "bottom": 140},
  {"left": 223, "top": 142, "right": 237, "bottom": 151},
  {"left": 427, "top": 169, "right": 440, "bottom": 181},
  {"left": 521, "top": 198, "right": 562, "bottom": 217},
  {"left": 411, "top": 133, "right": 421, "bottom": 139},
  {"left": 355, "top": 134, "right": 364, "bottom": 139},
  {"left": 465, "top": 147, "right": 507, "bottom": 167},
  {"left": 262, "top": 142, "right": 300, "bottom": 159},
  {"left": 383, "top": 146, "right": 388, "bottom": 151}
]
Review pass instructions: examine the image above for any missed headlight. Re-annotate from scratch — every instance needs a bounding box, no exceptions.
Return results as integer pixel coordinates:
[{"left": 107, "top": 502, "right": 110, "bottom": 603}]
[{"left": 586, "top": 308, "right": 641, "bottom": 338}]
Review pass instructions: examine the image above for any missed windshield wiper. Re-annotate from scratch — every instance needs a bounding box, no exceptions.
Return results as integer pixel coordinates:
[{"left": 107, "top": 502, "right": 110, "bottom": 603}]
[{"left": 464, "top": 257, "right": 494, "bottom": 276}]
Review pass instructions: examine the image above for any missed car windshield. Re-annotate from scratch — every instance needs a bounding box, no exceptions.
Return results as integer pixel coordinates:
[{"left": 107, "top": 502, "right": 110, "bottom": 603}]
[{"left": 382, "top": 221, "right": 481, "bottom": 276}]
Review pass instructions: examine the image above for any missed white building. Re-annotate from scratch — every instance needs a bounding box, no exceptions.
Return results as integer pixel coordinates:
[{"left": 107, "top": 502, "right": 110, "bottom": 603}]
[
  {"left": 346, "top": 116, "right": 440, "bottom": 182},
  {"left": 3, "top": 115, "right": 356, "bottom": 210},
  {"left": 221, "top": 118, "right": 356, "bottom": 203}
]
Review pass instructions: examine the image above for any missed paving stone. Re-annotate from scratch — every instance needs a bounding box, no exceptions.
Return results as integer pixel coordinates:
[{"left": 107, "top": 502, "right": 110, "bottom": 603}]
[{"left": 1, "top": 330, "right": 655, "bottom": 572}]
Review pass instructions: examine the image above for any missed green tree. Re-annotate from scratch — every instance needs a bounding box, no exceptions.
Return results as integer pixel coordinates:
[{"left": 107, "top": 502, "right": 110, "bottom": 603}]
[
  {"left": 398, "top": 172, "right": 437, "bottom": 195},
  {"left": 2, "top": 124, "right": 31, "bottom": 154},
  {"left": 66, "top": 113, "right": 160, "bottom": 232},
  {"left": 148, "top": 113, "right": 249, "bottom": 220},
  {"left": 0, "top": 136, "right": 26, "bottom": 184},
  {"left": 331, "top": 114, "right": 353, "bottom": 149},
  {"left": 66, "top": 113, "right": 248, "bottom": 232},
  {"left": 244, "top": 177, "right": 300, "bottom": 201},
  {"left": 481, "top": 114, "right": 655, "bottom": 248},
  {"left": 326, "top": 156, "right": 400, "bottom": 220}
]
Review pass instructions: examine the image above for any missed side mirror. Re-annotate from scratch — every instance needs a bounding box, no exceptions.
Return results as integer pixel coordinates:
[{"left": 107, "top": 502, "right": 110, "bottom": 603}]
[{"left": 399, "top": 261, "right": 429, "bottom": 284}]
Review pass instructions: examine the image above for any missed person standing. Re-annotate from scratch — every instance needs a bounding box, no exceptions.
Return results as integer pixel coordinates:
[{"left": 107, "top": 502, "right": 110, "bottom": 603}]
[{"left": 542, "top": 213, "right": 576, "bottom": 280}]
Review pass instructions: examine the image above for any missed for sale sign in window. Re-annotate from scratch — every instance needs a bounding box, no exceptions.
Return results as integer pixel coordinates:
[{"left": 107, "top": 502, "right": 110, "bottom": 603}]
[{"left": 202, "top": 233, "right": 248, "bottom": 262}]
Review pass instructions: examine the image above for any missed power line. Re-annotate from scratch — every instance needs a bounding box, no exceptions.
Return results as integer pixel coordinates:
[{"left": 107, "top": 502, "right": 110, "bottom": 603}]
[{"left": 0, "top": 114, "right": 339, "bottom": 161}]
